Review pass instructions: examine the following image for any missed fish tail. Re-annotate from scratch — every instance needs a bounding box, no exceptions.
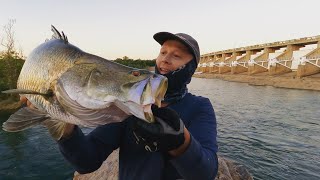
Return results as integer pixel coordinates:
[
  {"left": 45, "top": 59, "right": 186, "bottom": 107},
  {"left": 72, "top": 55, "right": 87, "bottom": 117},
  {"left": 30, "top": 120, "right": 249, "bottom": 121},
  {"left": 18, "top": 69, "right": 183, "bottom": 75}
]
[
  {"left": 2, "top": 107, "right": 69, "bottom": 140},
  {"left": 2, "top": 107, "right": 49, "bottom": 132}
]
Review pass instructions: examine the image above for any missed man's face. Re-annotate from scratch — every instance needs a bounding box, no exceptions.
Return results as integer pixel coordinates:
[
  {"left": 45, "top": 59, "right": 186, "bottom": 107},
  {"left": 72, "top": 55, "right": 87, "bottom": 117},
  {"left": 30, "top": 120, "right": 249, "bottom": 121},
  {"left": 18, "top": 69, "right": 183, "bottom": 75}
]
[{"left": 156, "top": 40, "right": 193, "bottom": 75}]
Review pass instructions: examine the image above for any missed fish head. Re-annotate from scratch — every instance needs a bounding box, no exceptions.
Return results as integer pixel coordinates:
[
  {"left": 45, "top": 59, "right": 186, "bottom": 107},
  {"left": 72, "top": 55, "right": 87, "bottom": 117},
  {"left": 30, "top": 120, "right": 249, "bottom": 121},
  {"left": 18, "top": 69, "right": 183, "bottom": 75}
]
[
  {"left": 88, "top": 66, "right": 168, "bottom": 123},
  {"left": 60, "top": 59, "right": 168, "bottom": 123}
]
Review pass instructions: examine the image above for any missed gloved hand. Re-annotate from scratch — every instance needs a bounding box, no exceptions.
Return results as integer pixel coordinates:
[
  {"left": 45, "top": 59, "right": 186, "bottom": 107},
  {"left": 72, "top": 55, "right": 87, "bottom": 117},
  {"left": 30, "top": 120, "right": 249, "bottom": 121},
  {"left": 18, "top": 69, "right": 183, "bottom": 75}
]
[{"left": 131, "top": 105, "right": 185, "bottom": 152}]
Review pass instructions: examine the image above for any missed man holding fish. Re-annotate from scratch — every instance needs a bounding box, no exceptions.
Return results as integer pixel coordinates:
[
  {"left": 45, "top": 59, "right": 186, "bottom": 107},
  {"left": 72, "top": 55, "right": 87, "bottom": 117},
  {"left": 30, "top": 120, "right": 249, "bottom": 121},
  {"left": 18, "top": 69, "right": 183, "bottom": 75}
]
[{"left": 18, "top": 30, "right": 218, "bottom": 179}]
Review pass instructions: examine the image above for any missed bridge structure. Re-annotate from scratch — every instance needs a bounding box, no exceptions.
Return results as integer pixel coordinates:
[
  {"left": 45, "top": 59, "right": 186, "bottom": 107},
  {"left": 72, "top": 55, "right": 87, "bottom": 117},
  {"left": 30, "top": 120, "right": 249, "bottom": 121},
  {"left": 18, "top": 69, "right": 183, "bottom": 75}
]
[{"left": 197, "top": 35, "right": 320, "bottom": 78}]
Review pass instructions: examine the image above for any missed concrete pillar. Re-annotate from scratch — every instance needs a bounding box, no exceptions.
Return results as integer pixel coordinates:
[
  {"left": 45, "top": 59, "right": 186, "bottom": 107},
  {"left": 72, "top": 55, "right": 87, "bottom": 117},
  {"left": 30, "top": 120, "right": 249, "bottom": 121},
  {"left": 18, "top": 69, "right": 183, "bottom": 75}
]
[
  {"left": 221, "top": 53, "right": 232, "bottom": 63},
  {"left": 213, "top": 55, "right": 217, "bottom": 62},
  {"left": 231, "top": 65, "right": 248, "bottom": 74},
  {"left": 208, "top": 55, "right": 215, "bottom": 63},
  {"left": 306, "top": 48, "right": 320, "bottom": 59},
  {"left": 199, "top": 57, "right": 205, "bottom": 64},
  {"left": 254, "top": 47, "right": 276, "bottom": 61},
  {"left": 276, "top": 44, "right": 303, "bottom": 60},
  {"left": 297, "top": 62, "right": 320, "bottom": 78},
  {"left": 248, "top": 63, "right": 268, "bottom": 75},
  {"left": 225, "top": 51, "right": 241, "bottom": 63},
  {"left": 242, "top": 50, "right": 252, "bottom": 61},
  {"left": 219, "top": 66, "right": 231, "bottom": 74},
  {"left": 210, "top": 65, "right": 219, "bottom": 73},
  {"left": 269, "top": 63, "right": 292, "bottom": 75},
  {"left": 217, "top": 53, "right": 226, "bottom": 63}
]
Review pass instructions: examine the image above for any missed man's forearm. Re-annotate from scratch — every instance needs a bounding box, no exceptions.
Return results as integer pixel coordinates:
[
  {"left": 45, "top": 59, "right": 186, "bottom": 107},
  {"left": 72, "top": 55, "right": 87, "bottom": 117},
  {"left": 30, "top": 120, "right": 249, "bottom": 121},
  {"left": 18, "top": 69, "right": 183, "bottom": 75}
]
[
  {"left": 169, "top": 127, "right": 191, "bottom": 157},
  {"left": 57, "top": 125, "right": 116, "bottom": 174},
  {"left": 170, "top": 135, "right": 218, "bottom": 180}
]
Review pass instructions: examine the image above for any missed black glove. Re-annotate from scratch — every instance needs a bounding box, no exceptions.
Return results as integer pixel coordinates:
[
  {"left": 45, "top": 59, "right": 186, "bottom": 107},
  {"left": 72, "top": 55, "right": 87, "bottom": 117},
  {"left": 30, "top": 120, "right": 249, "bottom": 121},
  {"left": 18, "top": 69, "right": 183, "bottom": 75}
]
[{"left": 132, "top": 106, "right": 185, "bottom": 152}]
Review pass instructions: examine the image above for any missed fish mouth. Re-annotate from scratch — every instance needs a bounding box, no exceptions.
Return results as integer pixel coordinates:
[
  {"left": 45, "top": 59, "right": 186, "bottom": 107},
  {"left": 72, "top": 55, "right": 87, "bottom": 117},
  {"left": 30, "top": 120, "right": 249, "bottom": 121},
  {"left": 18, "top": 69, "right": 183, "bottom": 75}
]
[
  {"left": 143, "top": 104, "right": 154, "bottom": 122},
  {"left": 153, "top": 77, "right": 167, "bottom": 107},
  {"left": 142, "top": 77, "right": 167, "bottom": 123},
  {"left": 126, "top": 75, "right": 167, "bottom": 123}
]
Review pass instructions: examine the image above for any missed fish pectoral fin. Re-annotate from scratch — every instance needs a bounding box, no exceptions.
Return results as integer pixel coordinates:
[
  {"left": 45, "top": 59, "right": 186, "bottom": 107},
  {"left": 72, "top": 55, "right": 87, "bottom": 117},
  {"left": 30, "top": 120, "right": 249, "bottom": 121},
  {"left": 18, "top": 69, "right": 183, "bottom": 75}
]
[
  {"left": 2, "top": 107, "right": 49, "bottom": 132},
  {"left": 1, "top": 89, "right": 53, "bottom": 96},
  {"left": 41, "top": 119, "right": 69, "bottom": 140}
]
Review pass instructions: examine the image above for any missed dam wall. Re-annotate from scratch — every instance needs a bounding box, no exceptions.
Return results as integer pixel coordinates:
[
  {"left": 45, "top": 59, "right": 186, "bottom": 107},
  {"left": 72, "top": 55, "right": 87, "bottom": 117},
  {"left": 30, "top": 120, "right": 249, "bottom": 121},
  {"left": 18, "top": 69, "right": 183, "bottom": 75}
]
[{"left": 197, "top": 35, "right": 320, "bottom": 78}]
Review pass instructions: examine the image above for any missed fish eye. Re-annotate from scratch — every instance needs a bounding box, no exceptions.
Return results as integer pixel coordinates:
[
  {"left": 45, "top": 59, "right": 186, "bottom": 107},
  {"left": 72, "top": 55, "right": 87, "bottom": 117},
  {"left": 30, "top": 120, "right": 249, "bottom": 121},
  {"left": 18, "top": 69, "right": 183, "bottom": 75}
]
[{"left": 131, "top": 70, "right": 141, "bottom": 77}]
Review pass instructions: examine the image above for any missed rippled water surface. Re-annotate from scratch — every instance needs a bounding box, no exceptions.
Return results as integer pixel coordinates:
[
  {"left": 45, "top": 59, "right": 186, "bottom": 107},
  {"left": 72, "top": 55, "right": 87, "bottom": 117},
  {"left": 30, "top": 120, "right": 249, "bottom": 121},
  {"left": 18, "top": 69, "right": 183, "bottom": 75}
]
[
  {"left": 189, "top": 78, "right": 320, "bottom": 180},
  {"left": 0, "top": 77, "right": 319, "bottom": 179}
]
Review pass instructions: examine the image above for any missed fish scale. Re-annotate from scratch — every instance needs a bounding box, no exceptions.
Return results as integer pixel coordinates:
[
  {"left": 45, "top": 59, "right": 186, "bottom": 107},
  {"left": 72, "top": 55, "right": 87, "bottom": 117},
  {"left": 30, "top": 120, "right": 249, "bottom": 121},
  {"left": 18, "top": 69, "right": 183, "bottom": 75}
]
[{"left": 1, "top": 25, "right": 167, "bottom": 140}]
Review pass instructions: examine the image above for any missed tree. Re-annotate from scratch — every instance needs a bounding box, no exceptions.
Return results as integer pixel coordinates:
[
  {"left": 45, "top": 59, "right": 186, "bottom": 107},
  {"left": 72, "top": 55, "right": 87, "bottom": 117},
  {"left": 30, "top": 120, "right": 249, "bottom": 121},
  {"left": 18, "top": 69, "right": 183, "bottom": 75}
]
[
  {"left": 1, "top": 19, "right": 16, "bottom": 56},
  {"left": 0, "top": 19, "right": 24, "bottom": 100},
  {"left": 114, "top": 57, "right": 155, "bottom": 69},
  {"left": 123, "top": 56, "right": 129, "bottom": 60}
]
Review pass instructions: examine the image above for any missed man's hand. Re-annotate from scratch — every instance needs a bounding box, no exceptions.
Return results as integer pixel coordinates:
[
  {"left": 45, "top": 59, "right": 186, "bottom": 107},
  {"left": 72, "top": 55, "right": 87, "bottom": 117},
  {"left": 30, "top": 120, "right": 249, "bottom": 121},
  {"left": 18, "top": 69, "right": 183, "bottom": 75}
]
[
  {"left": 132, "top": 106, "right": 191, "bottom": 157},
  {"left": 20, "top": 96, "right": 36, "bottom": 109},
  {"left": 19, "top": 96, "right": 75, "bottom": 139}
]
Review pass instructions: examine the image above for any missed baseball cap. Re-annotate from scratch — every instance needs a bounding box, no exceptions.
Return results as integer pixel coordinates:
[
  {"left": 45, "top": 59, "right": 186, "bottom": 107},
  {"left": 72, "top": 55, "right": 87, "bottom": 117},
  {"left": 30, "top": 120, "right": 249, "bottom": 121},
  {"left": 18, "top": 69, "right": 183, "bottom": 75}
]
[{"left": 153, "top": 32, "right": 200, "bottom": 64}]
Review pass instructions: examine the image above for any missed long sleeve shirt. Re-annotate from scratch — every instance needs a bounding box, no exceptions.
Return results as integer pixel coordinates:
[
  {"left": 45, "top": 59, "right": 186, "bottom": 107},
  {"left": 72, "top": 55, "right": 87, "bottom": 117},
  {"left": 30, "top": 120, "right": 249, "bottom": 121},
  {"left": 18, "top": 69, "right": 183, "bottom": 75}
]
[{"left": 58, "top": 93, "right": 218, "bottom": 180}]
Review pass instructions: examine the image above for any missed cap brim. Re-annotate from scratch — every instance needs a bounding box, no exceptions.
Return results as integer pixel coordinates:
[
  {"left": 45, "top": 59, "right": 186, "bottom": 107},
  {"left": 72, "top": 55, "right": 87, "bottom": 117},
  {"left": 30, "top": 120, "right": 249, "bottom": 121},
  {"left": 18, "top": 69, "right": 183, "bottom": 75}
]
[{"left": 154, "top": 32, "right": 192, "bottom": 48}]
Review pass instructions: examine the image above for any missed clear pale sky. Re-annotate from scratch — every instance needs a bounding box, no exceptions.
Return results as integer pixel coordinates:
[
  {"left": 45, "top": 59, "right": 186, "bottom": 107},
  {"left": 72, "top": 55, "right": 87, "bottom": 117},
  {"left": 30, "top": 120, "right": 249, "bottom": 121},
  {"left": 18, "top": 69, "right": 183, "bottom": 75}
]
[{"left": 0, "top": 0, "right": 319, "bottom": 60}]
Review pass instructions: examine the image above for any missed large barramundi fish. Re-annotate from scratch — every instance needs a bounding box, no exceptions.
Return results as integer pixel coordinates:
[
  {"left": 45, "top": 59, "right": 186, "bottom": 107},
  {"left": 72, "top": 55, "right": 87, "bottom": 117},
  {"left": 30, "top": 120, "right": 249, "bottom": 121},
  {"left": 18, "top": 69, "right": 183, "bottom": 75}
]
[{"left": 1, "top": 26, "right": 167, "bottom": 140}]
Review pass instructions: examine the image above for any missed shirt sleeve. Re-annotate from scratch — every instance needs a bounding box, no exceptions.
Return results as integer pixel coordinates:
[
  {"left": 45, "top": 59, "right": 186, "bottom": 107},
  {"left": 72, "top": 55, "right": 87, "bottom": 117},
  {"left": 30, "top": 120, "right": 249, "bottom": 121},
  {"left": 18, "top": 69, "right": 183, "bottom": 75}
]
[
  {"left": 170, "top": 98, "right": 218, "bottom": 180},
  {"left": 57, "top": 121, "right": 124, "bottom": 174}
]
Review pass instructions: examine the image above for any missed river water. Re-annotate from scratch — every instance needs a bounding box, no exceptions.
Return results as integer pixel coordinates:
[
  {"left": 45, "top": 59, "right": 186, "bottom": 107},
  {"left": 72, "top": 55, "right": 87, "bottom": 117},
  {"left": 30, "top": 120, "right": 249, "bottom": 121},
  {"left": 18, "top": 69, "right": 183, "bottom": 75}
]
[{"left": 0, "top": 77, "right": 319, "bottom": 180}]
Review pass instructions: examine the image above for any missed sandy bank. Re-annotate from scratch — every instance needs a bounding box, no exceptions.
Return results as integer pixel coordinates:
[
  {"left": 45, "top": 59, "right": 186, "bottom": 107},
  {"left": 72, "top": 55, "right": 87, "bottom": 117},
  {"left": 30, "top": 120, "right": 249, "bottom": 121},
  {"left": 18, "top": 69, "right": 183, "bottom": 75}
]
[{"left": 193, "top": 72, "right": 320, "bottom": 91}]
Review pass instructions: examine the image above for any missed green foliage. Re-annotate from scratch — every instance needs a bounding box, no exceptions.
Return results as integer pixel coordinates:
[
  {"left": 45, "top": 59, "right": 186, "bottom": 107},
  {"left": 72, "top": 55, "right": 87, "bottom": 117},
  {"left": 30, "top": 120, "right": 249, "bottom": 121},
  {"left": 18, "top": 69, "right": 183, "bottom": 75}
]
[
  {"left": 114, "top": 56, "right": 156, "bottom": 69},
  {"left": 0, "top": 54, "right": 25, "bottom": 100}
]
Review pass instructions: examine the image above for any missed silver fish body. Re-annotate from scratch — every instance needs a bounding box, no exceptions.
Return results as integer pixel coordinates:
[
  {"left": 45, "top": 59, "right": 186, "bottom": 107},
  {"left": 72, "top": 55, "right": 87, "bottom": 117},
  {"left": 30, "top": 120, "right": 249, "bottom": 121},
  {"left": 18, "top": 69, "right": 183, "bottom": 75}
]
[{"left": 2, "top": 26, "right": 167, "bottom": 139}]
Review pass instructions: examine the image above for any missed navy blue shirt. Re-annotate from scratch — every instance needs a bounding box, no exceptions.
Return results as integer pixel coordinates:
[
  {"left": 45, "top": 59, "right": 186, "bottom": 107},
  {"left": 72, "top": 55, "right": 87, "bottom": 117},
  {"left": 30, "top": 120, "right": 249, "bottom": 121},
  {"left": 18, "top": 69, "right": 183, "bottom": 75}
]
[{"left": 58, "top": 93, "right": 218, "bottom": 180}]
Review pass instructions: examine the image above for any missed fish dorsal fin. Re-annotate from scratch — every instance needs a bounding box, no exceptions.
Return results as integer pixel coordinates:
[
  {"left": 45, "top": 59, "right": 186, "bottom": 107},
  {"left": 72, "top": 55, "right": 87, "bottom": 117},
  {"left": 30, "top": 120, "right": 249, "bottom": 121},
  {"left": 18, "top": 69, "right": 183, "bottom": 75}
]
[
  {"left": 51, "top": 25, "right": 68, "bottom": 44},
  {"left": 2, "top": 107, "right": 49, "bottom": 132}
]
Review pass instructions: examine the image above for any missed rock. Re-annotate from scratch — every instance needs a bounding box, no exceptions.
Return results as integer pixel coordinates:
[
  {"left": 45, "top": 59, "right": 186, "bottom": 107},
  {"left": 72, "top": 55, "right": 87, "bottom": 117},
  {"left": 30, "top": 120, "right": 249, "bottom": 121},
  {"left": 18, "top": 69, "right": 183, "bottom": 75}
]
[
  {"left": 215, "top": 156, "right": 253, "bottom": 180},
  {"left": 73, "top": 150, "right": 253, "bottom": 180},
  {"left": 73, "top": 150, "right": 119, "bottom": 180}
]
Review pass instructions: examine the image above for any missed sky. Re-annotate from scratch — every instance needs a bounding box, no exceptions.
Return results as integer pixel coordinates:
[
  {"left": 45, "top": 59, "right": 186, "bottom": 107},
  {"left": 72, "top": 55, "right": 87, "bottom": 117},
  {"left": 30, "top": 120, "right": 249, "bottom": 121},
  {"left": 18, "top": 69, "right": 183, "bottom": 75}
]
[{"left": 0, "top": 0, "right": 320, "bottom": 60}]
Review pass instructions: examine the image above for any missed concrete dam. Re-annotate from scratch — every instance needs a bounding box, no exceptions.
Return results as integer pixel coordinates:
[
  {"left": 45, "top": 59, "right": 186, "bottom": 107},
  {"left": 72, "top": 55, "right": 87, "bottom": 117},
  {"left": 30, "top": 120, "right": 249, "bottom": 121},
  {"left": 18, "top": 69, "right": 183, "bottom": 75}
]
[{"left": 197, "top": 35, "right": 320, "bottom": 78}]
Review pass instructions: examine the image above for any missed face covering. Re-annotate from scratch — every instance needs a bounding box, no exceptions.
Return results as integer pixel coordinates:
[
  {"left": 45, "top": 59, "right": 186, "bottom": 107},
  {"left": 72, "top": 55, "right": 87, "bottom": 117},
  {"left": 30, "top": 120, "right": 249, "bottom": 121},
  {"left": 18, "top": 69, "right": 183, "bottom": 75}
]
[{"left": 155, "top": 59, "right": 197, "bottom": 103}]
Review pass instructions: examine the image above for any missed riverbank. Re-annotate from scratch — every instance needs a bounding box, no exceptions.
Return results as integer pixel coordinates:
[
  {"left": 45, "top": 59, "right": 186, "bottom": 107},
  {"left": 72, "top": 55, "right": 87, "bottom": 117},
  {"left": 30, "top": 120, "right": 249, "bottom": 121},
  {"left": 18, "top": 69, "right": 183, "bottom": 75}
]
[{"left": 193, "top": 72, "right": 320, "bottom": 91}]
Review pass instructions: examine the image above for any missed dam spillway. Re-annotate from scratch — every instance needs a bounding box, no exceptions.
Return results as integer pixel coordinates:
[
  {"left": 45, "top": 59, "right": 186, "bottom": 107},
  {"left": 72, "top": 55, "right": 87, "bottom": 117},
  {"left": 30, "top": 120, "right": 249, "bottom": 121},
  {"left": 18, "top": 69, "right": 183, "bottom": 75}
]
[{"left": 197, "top": 35, "right": 320, "bottom": 78}]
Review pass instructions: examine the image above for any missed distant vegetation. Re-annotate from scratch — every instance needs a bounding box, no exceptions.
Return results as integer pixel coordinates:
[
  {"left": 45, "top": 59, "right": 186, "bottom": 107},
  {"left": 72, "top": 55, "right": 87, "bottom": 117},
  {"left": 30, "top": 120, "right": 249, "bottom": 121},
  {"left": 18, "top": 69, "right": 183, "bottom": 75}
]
[
  {"left": 0, "top": 54, "right": 24, "bottom": 99},
  {"left": 114, "top": 56, "right": 156, "bottom": 69},
  {"left": 0, "top": 19, "right": 25, "bottom": 101}
]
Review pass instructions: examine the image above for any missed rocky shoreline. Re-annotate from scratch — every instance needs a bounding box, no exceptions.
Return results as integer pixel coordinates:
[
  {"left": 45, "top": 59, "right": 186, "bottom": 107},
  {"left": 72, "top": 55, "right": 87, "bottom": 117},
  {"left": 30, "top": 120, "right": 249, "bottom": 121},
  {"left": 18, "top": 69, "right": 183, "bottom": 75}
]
[
  {"left": 73, "top": 149, "right": 253, "bottom": 180},
  {"left": 193, "top": 72, "right": 320, "bottom": 91}
]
